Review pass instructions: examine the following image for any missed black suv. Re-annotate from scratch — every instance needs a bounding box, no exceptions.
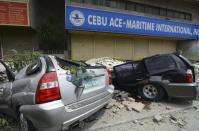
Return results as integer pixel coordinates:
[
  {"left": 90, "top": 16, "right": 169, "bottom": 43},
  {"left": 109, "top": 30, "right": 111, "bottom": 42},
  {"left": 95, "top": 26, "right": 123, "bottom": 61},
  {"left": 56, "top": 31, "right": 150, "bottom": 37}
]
[{"left": 113, "top": 53, "right": 198, "bottom": 101}]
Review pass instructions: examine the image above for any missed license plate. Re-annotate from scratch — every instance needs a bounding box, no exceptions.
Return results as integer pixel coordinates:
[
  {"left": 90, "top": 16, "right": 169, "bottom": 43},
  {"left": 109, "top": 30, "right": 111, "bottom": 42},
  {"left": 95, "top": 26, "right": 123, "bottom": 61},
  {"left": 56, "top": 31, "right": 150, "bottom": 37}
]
[{"left": 83, "top": 79, "right": 98, "bottom": 89}]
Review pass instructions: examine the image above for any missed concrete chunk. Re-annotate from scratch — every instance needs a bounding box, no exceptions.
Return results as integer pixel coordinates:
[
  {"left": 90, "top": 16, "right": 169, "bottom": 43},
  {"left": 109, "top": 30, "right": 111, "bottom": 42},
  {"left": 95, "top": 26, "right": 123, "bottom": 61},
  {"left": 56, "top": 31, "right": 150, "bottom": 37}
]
[{"left": 122, "top": 101, "right": 145, "bottom": 112}]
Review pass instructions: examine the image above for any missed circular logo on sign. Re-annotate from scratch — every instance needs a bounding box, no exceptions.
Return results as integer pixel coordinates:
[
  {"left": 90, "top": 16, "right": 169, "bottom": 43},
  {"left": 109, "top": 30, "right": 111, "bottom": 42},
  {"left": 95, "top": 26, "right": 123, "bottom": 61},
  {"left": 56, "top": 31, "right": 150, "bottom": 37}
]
[{"left": 69, "top": 10, "right": 85, "bottom": 26}]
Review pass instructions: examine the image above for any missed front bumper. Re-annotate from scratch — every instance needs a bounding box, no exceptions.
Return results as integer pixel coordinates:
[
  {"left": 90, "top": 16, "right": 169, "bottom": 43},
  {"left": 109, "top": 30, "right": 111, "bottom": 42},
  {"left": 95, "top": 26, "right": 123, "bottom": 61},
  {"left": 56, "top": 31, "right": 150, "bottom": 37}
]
[{"left": 164, "top": 82, "right": 198, "bottom": 100}]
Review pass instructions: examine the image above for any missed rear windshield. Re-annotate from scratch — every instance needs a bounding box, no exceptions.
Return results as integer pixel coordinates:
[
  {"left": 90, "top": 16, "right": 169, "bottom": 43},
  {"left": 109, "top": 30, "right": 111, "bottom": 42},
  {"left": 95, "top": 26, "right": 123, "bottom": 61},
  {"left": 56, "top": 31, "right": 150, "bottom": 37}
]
[
  {"left": 145, "top": 55, "right": 177, "bottom": 75},
  {"left": 55, "top": 57, "right": 82, "bottom": 70}
]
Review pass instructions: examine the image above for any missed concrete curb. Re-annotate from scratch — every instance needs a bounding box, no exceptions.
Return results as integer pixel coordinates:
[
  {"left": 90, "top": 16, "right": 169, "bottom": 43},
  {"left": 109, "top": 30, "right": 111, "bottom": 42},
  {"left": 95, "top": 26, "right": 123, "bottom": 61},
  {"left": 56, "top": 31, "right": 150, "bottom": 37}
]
[{"left": 88, "top": 102, "right": 199, "bottom": 131}]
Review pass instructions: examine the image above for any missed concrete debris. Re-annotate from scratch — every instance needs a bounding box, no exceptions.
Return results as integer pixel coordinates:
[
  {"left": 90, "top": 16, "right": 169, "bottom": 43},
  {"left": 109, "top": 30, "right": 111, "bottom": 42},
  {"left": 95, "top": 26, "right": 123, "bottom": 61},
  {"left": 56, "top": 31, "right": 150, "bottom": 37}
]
[
  {"left": 139, "top": 122, "right": 144, "bottom": 126},
  {"left": 193, "top": 106, "right": 198, "bottom": 110},
  {"left": 122, "top": 101, "right": 145, "bottom": 112},
  {"left": 132, "top": 120, "right": 138, "bottom": 124},
  {"left": 170, "top": 119, "right": 178, "bottom": 124},
  {"left": 111, "top": 107, "right": 119, "bottom": 114},
  {"left": 114, "top": 103, "right": 124, "bottom": 109},
  {"left": 170, "top": 115, "right": 177, "bottom": 121},
  {"left": 178, "top": 119, "right": 185, "bottom": 127},
  {"left": 166, "top": 106, "right": 171, "bottom": 110},
  {"left": 106, "top": 90, "right": 147, "bottom": 113},
  {"left": 169, "top": 115, "right": 186, "bottom": 127},
  {"left": 127, "top": 97, "right": 135, "bottom": 102},
  {"left": 86, "top": 57, "right": 124, "bottom": 71},
  {"left": 105, "top": 103, "right": 114, "bottom": 109},
  {"left": 153, "top": 115, "right": 163, "bottom": 122},
  {"left": 113, "top": 90, "right": 130, "bottom": 101}
]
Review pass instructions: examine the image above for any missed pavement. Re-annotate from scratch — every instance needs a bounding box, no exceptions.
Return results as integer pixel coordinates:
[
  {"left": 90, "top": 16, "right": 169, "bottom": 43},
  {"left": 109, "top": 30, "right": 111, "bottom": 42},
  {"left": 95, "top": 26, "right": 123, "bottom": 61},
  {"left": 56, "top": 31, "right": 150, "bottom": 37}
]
[
  {"left": 69, "top": 98, "right": 199, "bottom": 131},
  {"left": 92, "top": 104, "right": 199, "bottom": 131}
]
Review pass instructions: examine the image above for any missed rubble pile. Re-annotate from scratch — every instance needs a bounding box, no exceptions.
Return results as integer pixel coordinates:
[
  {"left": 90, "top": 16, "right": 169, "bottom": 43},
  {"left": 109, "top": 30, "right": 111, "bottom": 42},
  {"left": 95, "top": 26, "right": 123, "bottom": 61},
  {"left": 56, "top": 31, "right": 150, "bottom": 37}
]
[
  {"left": 86, "top": 57, "right": 124, "bottom": 70},
  {"left": 152, "top": 114, "right": 187, "bottom": 128},
  {"left": 106, "top": 90, "right": 145, "bottom": 113},
  {"left": 169, "top": 115, "right": 186, "bottom": 128}
]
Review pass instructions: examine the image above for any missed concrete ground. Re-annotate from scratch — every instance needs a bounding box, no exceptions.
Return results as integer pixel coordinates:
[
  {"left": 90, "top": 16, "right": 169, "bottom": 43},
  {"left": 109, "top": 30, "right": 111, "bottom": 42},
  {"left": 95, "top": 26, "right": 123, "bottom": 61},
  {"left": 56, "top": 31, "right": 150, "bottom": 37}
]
[
  {"left": 0, "top": 97, "right": 199, "bottom": 131},
  {"left": 91, "top": 104, "right": 199, "bottom": 131},
  {"left": 70, "top": 99, "right": 199, "bottom": 131}
]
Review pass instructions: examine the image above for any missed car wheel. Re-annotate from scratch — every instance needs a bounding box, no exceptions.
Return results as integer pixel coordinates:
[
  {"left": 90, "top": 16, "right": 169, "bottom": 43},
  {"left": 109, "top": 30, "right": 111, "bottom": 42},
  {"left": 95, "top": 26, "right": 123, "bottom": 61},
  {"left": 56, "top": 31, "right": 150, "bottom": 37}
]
[
  {"left": 138, "top": 84, "right": 165, "bottom": 101},
  {"left": 20, "top": 113, "right": 35, "bottom": 131}
]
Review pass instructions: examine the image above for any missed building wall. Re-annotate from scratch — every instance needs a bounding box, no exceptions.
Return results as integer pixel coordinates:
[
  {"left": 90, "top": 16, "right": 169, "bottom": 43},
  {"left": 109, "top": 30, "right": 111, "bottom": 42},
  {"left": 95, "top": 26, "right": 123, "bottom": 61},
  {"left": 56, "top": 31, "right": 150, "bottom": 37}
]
[
  {"left": 67, "top": 0, "right": 199, "bottom": 24},
  {"left": 0, "top": 28, "right": 34, "bottom": 59},
  {"left": 0, "top": 0, "right": 34, "bottom": 59},
  {"left": 0, "top": 0, "right": 27, "bottom": 2},
  {"left": 29, "top": 0, "right": 68, "bottom": 51},
  {"left": 177, "top": 40, "right": 199, "bottom": 60},
  {"left": 71, "top": 32, "right": 176, "bottom": 60},
  {"left": 127, "top": 0, "right": 199, "bottom": 23},
  {"left": 68, "top": 0, "right": 199, "bottom": 60}
]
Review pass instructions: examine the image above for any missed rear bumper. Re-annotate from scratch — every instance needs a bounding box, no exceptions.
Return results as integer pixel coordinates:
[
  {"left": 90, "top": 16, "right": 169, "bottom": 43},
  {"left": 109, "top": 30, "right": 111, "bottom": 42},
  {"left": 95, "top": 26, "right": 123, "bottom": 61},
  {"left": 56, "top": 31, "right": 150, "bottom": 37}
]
[
  {"left": 164, "top": 82, "right": 198, "bottom": 100},
  {"left": 20, "top": 86, "right": 114, "bottom": 131}
]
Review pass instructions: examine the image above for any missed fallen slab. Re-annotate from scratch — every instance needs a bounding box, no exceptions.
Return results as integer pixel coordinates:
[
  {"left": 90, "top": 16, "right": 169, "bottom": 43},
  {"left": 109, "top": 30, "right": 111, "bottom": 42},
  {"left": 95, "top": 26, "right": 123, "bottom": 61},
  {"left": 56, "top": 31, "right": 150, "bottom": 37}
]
[{"left": 122, "top": 101, "right": 145, "bottom": 112}]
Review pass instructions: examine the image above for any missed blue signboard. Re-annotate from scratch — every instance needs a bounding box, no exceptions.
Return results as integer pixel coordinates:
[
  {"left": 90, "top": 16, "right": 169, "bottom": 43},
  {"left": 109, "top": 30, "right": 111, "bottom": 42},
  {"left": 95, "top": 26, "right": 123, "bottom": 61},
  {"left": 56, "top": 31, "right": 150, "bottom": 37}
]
[{"left": 65, "top": 6, "right": 199, "bottom": 40}]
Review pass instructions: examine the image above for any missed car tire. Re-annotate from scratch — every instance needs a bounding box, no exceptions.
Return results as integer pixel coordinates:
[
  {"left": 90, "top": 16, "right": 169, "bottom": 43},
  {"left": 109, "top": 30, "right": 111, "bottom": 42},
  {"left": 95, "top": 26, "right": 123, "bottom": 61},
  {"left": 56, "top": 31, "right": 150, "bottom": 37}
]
[
  {"left": 138, "top": 84, "right": 165, "bottom": 101},
  {"left": 19, "top": 113, "right": 35, "bottom": 131}
]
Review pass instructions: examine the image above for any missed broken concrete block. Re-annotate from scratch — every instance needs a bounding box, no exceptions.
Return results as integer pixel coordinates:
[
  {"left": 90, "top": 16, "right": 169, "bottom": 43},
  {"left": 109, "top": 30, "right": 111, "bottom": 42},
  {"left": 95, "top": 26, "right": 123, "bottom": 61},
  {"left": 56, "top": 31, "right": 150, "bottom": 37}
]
[
  {"left": 127, "top": 106, "right": 133, "bottom": 111},
  {"left": 86, "top": 57, "right": 124, "bottom": 70},
  {"left": 178, "top": 119, "right": 185, "bottom": 127},
  {"left": 153, "top": 115, "right": 163, "bottom": 122},
  {"left": 105, "top": 103, "right": 114, "bottom": 109},
  {"left": 170, "top": 115, "right": 177, "bottom": 121},
  {"left": 112, "top": 107, "right": 118, "bottom": 113},
  {"left": 132, "top": 120, "right": 138, "bottom": 124},
  {"left": 120, "top": 91, "right": 129, "bottom": 99},
  {"left": 193, "top": 106, "right": 198, "bottom": 110},
  {"left": 122, "top": 101, "right": 145, "bottom": 112},
  {"left": 170, "top": 119, "right": 178, "bottom": 124},
  {"left": 130, "top": 102, "right": 145, "bottom": 112},
  {"left": 166, "top": 106, "right": 171, "bottom": 110},
  {"left": 127, "top": 97, "right": 135, "bottom": 102}
]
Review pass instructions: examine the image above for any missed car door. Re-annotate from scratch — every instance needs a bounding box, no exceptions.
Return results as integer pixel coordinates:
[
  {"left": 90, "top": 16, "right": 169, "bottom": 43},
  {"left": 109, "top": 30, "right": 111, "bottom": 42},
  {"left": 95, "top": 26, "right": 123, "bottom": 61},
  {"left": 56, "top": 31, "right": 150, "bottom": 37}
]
[
  {"left": 114, "top": 61, "right": 147, "bottom": 86},
  {"left": 0, "top": 61, "right": 14, "bottom": 110}
]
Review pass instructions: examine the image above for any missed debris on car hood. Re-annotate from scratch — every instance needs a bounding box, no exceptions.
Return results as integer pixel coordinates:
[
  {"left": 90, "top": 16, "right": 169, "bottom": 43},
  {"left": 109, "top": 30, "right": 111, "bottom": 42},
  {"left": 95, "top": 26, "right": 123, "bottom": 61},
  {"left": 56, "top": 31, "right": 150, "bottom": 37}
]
[{"left": 86, "top": 57, "right": 124, "bottom": 70}]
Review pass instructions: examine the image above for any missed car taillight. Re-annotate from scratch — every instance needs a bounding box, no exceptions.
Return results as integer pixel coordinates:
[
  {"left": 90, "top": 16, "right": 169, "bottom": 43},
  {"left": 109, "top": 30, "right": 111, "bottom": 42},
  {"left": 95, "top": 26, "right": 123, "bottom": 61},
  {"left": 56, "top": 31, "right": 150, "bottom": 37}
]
[
  {"left": 36, "top": 72, "right": 61, "bottom": 104},
  {"left": 107, "top": 70, "right": 112, "bottom": 85},
  {"left": 186, "top": 69, "right": 193, "bottom": 83}
]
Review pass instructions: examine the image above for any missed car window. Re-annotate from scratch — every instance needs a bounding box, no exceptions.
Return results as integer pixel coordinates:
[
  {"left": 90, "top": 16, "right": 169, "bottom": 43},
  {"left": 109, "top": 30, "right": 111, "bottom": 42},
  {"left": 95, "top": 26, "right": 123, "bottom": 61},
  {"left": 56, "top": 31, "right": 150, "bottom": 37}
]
[
  {"left": 173, "top": 55, "right": 187, "bottom": 72},
  {"left": 56, "top": 57, "right": 82, "bottom": 70},
  {"left": 115, "top": 63, "right": 133, "bottom": 79},
  {"left": 26, "top": 59, "right": 42, "bottom": 75},
  {"left": 132, "top": 62, "right": 146, "bottom": 75},
  {"left": 145, "top": 56, "right": 176, "bottom": 75}
]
